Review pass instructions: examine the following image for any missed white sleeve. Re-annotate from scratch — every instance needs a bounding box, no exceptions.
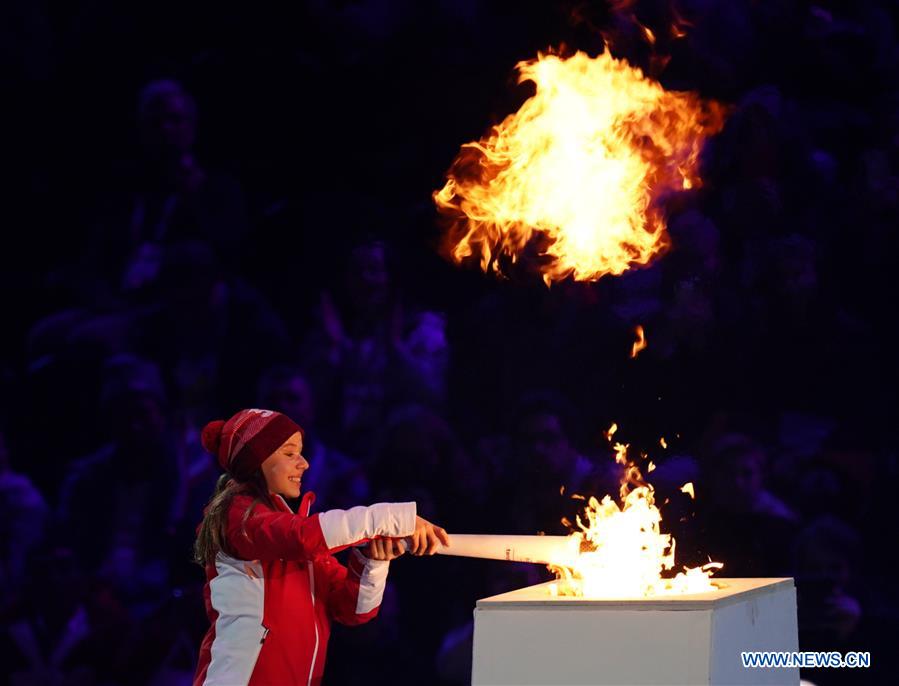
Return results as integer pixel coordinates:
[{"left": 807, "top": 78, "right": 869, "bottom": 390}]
[
  {"left": 317, "top": 501, "right": 417, "bottom": 550},
  {"left": 348, "top": 548, "right": 391, "bottom": 614}
]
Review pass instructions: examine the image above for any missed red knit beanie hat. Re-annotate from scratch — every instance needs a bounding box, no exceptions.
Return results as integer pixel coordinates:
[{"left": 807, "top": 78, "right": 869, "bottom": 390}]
[{"left": 201, "top": 409, "right": 303, "bottom": 480}]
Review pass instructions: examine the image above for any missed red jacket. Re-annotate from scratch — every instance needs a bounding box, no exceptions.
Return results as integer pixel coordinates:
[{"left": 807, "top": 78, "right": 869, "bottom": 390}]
[{"left": 193, "top": 491, "right": 417, "bottom": 686}]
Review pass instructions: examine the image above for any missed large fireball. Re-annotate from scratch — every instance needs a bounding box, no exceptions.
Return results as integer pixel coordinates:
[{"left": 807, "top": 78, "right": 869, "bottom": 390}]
[{"left": 434, "top": 51, "right": 725, "bottom": 283}]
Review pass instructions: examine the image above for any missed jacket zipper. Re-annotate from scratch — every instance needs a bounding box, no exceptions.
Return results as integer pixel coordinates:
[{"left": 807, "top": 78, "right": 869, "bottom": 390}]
[
  {"left": 306, "top": 561, "right": 319, "bottom": 686},
  {"left": 260, "top": 626, "right": 270, "bottom": 645}
]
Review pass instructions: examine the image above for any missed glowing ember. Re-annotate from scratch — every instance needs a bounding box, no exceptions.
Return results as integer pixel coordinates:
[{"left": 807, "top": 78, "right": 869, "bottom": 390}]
[
  {"left": 604, "top": 422, "right": 618, "bottom": 441},
  {"left": 551, "top": 439, "right": 721, "bottom": 597},
  {"left": 434, "top": 50, "right": 725, "bottom": 283},
  {"left": 630, "top": 324, "right": 647, "bottom": 358}
]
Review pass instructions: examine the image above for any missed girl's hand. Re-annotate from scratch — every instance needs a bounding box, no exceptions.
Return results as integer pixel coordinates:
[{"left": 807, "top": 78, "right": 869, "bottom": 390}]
[
  {"left": 363, "top": 537, "right": 406, "bottom": 561},
  {"left": 408, "top": 516, "right": 450, "bottom": 556}
]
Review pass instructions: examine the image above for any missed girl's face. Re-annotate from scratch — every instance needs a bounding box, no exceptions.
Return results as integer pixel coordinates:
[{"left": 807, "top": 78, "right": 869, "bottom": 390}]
[{"left": 261, "top": 432, "right": 308, "bottom": 499}]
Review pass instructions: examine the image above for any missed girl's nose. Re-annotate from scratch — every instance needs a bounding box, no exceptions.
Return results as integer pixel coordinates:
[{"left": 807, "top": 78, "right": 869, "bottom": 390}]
[{"left": 298, "top": 455, "right": 310, "bottom": 470}]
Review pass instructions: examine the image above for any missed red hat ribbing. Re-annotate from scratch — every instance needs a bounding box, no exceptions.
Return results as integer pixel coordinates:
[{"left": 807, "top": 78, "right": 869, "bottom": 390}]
[{"left": 201, "top": 409, "right": 302, "bottom": 480}]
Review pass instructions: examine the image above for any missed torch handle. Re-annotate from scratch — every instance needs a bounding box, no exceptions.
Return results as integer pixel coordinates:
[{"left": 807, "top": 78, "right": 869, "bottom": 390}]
[{"left": 399, "top": 533, "right": 578, "bottom": 566}]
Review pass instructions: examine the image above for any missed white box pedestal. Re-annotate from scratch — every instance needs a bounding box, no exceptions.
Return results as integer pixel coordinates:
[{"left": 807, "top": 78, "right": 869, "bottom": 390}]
[{"left": 472, "top": 578, "right": 798, "bottom": 685}]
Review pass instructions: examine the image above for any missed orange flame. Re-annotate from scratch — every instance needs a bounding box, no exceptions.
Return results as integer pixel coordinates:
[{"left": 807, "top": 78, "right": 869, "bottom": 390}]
[
  {"left": 604, "top": 422, "right": 618, "bottom": 441},
  {"left": 550, "top": 430, "right": 721, "bottom": 597},
  {"left": 670, "top": 2, "right": 693, "bottom": 39},
  {"left": 434, "top": 50, "right": 725, "bottom": 283},
  {"left": 631, "top": 324, "right": 647, "bottom": 358}
]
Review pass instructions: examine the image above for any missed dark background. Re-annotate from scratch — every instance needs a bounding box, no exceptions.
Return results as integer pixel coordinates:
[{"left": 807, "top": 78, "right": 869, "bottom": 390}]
[{"left": 2, "top": 1, "right": 898, "bottom": 684}]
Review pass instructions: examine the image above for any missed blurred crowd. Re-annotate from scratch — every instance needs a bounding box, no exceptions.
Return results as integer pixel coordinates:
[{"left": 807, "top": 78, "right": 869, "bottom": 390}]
[{"left": 3, "top": 1, "right": 899, "bottom": 684}]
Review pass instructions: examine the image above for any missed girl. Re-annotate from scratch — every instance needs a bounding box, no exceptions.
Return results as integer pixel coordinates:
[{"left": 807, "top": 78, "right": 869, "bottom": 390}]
[{"left": 192, "top": 408, "right": 449, "bottom": 686}]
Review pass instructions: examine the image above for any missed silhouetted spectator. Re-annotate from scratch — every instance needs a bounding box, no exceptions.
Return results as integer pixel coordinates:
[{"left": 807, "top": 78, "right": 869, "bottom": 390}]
[
  {"left": 0, "top": 430, "right": 50, "bottom": 615},
  {"left": 370, "top": 403, "right": 480, "bottom": 525},
  {"left": 303, "top": 238, "right": 448, "bottom": 457},
  {"left": 132, "top": 240, "right": 292, "bottom": 418},
  {"left": 57, "top": 354, "right": 184, "bottom": 617},
  {"left": 794, "top": 515, "right": 898, "bottom": 685},
  {"left": 22, "top": 307, "right": 139, "bottom": 495},
  {"left": 693, "top": 433, "right": 797, "bottom": 576},
  {"left": 84, "top": 80, "right": 249, "bottom": 299},
  {"left": 0, "top": 543, "right": 134, "bottom": 686},
  {"left": 256, "top": 364, "right": 370, "bottom": 510},
  {"left": 476, "top": 390, "right": 609, "bottom": 537}
]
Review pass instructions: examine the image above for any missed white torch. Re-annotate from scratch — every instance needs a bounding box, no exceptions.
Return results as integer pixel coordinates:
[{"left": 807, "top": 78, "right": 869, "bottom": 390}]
[{"left": 403, "top": 533, "right": 580, "bottom": 567}]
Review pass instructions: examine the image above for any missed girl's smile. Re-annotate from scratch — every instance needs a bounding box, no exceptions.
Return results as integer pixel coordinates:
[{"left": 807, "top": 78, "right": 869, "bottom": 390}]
[{"left": 260, "top": 431, "right": 308, "bottom": 498}]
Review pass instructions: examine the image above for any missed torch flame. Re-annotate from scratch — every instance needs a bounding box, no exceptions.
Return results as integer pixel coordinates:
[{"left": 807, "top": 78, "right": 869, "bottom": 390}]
[
  {"left": 434, "top": 50, "right": 725, "bottom": 283},
  {"left": 551, "top": 435, "right": 720, "bottom": 597}
]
